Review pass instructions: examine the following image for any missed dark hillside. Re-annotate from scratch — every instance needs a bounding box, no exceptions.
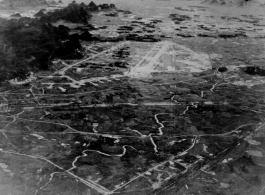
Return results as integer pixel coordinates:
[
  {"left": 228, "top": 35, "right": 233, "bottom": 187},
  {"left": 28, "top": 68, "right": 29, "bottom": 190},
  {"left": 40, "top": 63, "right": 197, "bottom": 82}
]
[{"left": 0, "top": 2, "right": 95, "bottom": 82}]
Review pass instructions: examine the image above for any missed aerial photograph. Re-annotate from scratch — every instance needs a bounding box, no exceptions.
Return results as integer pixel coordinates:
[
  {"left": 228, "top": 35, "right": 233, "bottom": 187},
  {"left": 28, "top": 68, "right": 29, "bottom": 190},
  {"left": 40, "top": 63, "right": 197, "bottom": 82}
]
[{"left": 0, "top": 0, "right": 265, "bottom": 194}]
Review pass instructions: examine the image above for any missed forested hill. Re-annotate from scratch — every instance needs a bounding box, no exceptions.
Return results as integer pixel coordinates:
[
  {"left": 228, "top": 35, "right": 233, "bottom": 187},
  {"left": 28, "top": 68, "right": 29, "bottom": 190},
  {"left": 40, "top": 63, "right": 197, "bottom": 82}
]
[{"left": 0, "top": 2, "right": 98, "bottom": 83}]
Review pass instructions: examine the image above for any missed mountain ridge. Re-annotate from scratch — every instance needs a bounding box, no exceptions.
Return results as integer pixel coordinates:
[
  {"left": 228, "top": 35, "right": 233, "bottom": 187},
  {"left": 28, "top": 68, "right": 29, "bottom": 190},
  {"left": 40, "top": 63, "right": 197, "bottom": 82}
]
[{"left": 202, "top": 0, "right": 264, "bottom": 6}]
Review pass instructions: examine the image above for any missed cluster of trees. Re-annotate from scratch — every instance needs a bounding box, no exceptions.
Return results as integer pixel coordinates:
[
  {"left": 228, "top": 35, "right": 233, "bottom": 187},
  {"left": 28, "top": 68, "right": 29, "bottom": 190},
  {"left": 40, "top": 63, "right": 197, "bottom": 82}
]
[
  {"left": 0, "top": 40, "right": 27, "bottom": 82},
  {"left": 40, "top": 2, "right": 92, "bottom": 24},
  {"left": 0, "top": 19, "right": 81, "bottom": 82},
  {"left": 0, "top": 3, "right": 95, "bottom": 82}
]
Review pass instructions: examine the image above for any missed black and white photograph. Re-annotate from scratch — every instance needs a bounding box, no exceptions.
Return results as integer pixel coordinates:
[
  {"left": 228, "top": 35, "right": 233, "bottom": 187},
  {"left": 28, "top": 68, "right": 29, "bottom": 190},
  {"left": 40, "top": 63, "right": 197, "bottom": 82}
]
[{"left": 0, "top": 0, "right": 265, "bottom": 194}]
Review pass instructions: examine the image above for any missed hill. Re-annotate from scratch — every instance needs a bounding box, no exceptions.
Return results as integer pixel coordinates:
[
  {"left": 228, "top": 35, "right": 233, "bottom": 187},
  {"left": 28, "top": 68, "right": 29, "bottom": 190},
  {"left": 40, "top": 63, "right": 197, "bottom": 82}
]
[{"left": 0, "top": 2, "right": 96, "bottom": 82}]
